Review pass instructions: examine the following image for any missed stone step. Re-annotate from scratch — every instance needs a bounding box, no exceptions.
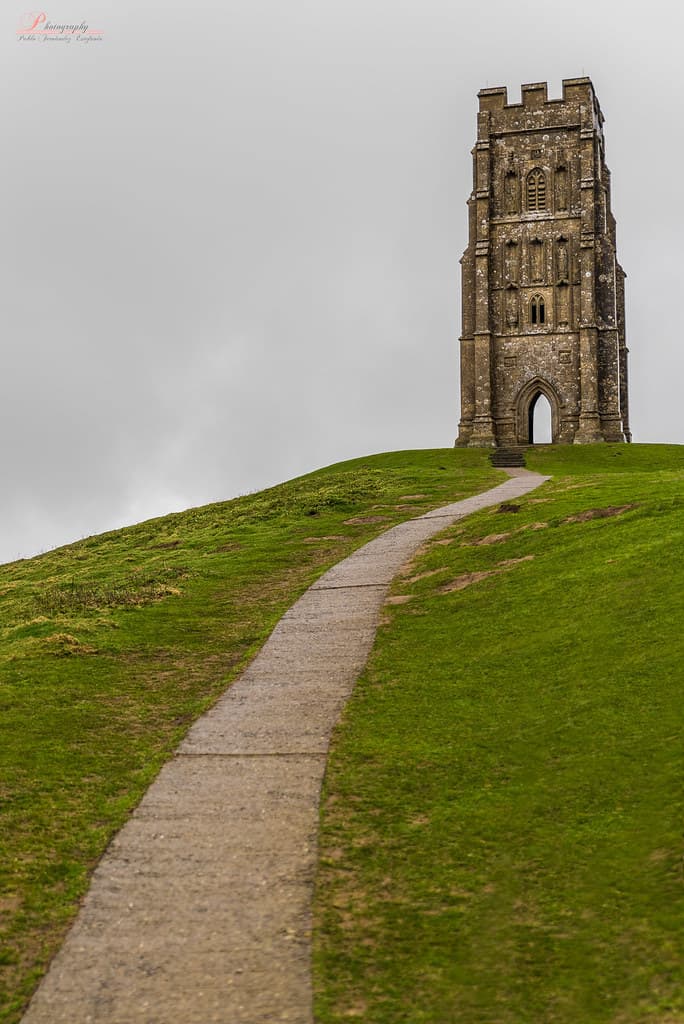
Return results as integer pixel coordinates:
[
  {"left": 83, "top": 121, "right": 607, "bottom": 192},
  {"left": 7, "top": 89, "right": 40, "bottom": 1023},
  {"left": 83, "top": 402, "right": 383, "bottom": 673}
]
[{"left": 489, "top": 447, "right": 527, "bottom": 468}]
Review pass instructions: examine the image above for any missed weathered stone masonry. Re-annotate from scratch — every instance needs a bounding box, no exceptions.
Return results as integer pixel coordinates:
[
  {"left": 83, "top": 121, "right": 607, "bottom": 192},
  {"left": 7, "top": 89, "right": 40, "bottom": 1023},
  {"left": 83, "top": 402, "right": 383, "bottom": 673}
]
[{"left": 456, "top": 78, "right": 631, "bottom": 446}]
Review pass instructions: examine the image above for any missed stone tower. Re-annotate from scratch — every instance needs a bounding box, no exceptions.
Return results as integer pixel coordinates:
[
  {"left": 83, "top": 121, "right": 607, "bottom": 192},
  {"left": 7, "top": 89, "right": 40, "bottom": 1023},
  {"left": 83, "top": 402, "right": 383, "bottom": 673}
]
[{"left": 456, "top": 78, "right": 631, "bottom": 447}]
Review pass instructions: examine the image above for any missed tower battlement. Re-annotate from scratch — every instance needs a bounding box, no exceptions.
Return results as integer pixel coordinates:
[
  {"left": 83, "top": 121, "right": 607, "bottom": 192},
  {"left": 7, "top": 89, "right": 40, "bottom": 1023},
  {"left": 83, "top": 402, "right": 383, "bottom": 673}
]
[
  {"left": 478, "top": 78, "right": 597, "bottom": 113},
  {"left": 456, "top": 77, "right": 630, "bottom": 448},
  {"left": 479, "top": 79, "right": 602, "bottom": 130}
]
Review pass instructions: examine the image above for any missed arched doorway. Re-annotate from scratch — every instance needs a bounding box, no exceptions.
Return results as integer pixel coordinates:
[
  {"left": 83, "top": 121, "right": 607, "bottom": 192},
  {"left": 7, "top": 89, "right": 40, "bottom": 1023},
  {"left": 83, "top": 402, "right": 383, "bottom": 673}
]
[
  {"left": 514, "top": 378, "right": 560, "bottom": 444},
  {"left": 529, "top": 393, "right": 552, "bottom": 444}
]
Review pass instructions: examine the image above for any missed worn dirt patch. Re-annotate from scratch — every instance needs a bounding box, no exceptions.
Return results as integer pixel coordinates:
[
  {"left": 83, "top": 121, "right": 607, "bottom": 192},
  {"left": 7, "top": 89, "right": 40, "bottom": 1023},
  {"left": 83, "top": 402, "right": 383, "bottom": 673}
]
[
  {"left": 439, "top": 571, "right": 494, "bottom": 593},
  {"left": 402, "top": 568, "right": 447, "bottom": 585},
  {"left": 398, "top": 493, "right": 428, "bottom": 501},
  {"left": 563, "top": 504, "right": 636, "bottom": 524},
  {"left": 302, "top": 535, "right": 346, "bottom": 543},
  {"left": 439, "top": 554, "right": 535, "bottom": 594},
  {"left": 468, "top": 532, "right": 512, "bottom": 546},
  {"left": 385, "top": 595, "right": 414, "bottom": 605},
  {"left": 344, "top": 515, "right": 391, "bottom": 525},
  {"left": 466, "top": 522, "right": 547, "bottom": 547}
]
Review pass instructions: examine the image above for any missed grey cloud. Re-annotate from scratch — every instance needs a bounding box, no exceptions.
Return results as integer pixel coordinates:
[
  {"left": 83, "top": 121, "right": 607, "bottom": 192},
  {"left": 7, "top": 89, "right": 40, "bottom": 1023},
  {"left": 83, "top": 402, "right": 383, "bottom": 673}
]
[{"left": 1, "top": 0, "right": 680, "bottom": 562}]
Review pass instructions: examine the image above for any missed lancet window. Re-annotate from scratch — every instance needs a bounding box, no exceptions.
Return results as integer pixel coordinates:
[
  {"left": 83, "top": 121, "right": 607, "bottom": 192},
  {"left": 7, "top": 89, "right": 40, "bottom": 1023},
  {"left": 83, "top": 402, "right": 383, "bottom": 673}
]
[{"left": 530, "top": 295, "right": 546, "bottom": 326}]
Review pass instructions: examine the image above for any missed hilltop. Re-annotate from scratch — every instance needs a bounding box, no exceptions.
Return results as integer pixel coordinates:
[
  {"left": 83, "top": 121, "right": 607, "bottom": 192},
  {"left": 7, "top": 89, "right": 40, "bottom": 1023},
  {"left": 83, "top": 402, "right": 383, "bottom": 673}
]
[{"left": 2, "top": 445, "right": 684, "bottom": 1023}]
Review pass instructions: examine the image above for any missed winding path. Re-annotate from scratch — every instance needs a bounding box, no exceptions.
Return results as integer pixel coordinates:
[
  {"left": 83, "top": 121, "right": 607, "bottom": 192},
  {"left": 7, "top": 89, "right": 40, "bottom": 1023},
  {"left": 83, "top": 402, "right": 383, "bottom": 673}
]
[{"left": 21, "top": 469, "right": 548, "bottom": 1024}]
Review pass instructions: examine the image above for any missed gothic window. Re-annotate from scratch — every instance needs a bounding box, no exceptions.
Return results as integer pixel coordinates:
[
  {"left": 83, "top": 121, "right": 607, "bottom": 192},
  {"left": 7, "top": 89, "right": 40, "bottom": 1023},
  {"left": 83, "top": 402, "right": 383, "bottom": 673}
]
[
  {"left": 531, "top": 295, "right": 545, "bottom": 326},
  {"left": 527, "top": 168, "right": 547, "bottom": 211}
]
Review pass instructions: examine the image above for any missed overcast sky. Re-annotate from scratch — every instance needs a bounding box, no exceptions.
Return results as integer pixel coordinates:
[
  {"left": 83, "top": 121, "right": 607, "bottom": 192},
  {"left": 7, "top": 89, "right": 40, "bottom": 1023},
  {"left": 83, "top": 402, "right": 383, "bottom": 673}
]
[{"left": 2, "top": 0, "right": 681, "bottom": 564}]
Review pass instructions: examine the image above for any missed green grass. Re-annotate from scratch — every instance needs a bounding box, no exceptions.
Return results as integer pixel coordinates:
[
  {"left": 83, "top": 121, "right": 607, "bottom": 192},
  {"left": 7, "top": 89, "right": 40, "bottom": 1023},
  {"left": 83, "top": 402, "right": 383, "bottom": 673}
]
[
  {"left": 314, "top": 444, "right": 684, "bottom": 1023},
  {"left": 0, "top": 448, "right": 499, "bottom": 1024}
]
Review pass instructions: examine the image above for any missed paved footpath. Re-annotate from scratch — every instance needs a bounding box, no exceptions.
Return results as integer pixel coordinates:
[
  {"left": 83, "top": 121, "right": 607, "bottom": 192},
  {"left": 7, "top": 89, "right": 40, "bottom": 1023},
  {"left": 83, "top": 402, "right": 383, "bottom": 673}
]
[{"left": 21, "top": 469, "right": 548, "bottom": 1024}]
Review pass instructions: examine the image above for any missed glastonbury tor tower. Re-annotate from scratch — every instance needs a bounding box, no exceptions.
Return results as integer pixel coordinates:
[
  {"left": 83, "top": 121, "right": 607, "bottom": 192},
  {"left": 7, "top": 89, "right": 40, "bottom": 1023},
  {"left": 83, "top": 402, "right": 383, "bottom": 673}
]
[{"left": 456, "top": 78, "right": 631, "bottom": 447}]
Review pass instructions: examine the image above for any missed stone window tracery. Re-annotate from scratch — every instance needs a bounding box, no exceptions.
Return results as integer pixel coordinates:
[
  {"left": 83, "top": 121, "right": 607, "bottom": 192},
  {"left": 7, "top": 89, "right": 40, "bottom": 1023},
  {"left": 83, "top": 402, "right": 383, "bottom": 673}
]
[{"left": 527, "top": 168, "right": 547, "bottom": 211}]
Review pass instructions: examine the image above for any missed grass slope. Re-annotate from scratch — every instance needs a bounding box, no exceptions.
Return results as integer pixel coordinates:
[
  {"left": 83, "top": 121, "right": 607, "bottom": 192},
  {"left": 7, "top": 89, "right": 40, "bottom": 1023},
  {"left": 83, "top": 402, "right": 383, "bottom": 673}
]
[
  {"left": 314, "top": 444, "right": 684, "bottom": 1023},
  {"left": 0, "top": 449, "right": 499, "bottom": 1024}
]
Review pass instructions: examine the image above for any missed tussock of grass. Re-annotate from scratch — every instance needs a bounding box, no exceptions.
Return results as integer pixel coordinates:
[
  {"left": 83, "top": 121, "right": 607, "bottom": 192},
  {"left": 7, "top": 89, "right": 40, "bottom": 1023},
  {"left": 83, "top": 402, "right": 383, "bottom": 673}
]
[
  {"left": 314, "top": 444, "right": 684, "bottom": 1024},
  {"left": 0, "top": 448, "right": 497, "bottom": 1024}
]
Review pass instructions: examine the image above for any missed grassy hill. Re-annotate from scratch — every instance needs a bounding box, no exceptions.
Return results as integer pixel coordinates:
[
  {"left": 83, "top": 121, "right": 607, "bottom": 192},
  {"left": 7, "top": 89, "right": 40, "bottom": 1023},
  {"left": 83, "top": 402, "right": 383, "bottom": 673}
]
[
  {"left": 0, "top": 449, "right": 499, "bottom": 1023},
  {"left": 313, "top": 444, "right": 684, "bottom": 1023},
  {"left": 2, "top": 445, "right": 683, "bottom": 1023}
]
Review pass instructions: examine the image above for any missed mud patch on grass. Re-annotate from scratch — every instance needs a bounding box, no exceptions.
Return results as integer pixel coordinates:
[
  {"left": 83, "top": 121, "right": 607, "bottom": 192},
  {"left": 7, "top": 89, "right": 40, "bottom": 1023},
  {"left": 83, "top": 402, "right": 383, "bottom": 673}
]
[
  {"left": 465, "top": 522, "right": 548, "bottom": 547},
  {"left": 302, "top": 535, "right": 346, "bottom": 543},
  {"left": 402, "top": 568, "right": 448, "bottom": 585},
  {"left": 563, "top": 504, "right": 636, "bottom": 524},
  {"left": 438, "top": 555, "right": 535, "bottom": 594},
  {"left": 344, "top": 515, "right": 391, "bottom": 525},
  {"left": 439, "top": 571, "right": 495, "bottom": 593},
  {"left": 468, "top": 531, "right": 512, "bottom": 546}
]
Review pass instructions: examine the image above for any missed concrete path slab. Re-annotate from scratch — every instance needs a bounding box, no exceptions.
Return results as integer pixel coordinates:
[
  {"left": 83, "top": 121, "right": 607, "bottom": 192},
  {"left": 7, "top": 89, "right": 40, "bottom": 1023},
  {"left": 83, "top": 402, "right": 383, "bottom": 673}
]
[{"left": 20, "top": 469, "right": 548, "bottom": 1024}]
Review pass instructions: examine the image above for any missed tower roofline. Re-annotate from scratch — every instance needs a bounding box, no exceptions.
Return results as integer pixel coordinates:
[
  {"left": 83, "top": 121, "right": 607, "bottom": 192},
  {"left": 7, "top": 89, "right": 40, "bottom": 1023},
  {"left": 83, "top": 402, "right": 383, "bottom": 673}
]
[{"left": 478, "top": 77, "right": 600, "bottom": 117}]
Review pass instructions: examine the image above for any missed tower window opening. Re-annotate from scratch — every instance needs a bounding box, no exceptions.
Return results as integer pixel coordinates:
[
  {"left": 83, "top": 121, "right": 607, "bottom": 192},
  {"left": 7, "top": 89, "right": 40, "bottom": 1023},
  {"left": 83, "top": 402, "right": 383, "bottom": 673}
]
[
  {"left": 527, "top": 169, "right": 547, "bottom": 211},
  {"left": 531, "top": 295, "right": 545, "bottom": 326}
]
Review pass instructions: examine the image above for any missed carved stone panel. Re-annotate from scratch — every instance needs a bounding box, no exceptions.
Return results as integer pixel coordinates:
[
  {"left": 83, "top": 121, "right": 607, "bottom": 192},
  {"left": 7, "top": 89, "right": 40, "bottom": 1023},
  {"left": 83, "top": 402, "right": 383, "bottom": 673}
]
[
  {"left": 556, "top": 237, "right": 569, "bottom": 282},
  {"left": 504, "top": 240, "right": 519, "bottom": 284},
  {"left": 505, "top": 285, "right": 519, "bottom": 327},
  {"left": 557, "top": 282, "right": 570, "bottom": 326},
  {"left": 504, "top": 172, "right": 519, "bottom": 215},
  {"left": 530, "top": 238, "right": 545, "bottom": 284},
  {"left": 555, "top": 166, "right": 569, "bottom": 211}
]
